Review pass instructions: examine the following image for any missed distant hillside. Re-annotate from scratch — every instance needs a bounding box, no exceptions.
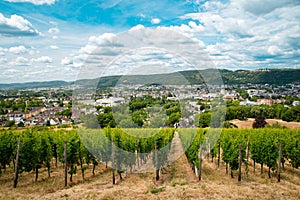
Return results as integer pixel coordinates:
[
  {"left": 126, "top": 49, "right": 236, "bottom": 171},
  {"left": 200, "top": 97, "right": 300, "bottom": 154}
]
[
  {"left": 220, "top": 69, "right": 300, "bottom": 85},
  {"left": 93, "top": 68, "right": 300, "bottom": 88},
  {"left": 0, "top": 69, "right": 299, "bottom": 89},
  {"left": 0, "top": 81, "right": 70, "bottom": 90}
]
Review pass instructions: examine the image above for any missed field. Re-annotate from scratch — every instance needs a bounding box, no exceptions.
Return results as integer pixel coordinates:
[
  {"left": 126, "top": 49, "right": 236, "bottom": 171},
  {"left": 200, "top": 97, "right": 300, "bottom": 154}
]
[
  {"left": 230, "top": 118, "right": 300, "bottom": 129},
  {"left": 0, "top": 128, "right": 300, "bottom": 200}
]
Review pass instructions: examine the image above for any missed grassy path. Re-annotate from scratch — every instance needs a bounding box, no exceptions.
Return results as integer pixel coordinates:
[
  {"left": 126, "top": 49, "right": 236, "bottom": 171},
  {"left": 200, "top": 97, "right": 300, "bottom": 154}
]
[{"left": 165, "top": 131, "right": 197, "bottom": 185}]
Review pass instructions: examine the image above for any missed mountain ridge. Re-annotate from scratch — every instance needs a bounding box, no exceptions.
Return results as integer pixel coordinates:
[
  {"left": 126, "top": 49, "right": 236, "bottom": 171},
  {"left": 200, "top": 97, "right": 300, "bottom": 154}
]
[{"left": 0, "top": 68, "right": 299, "bottom": 89}]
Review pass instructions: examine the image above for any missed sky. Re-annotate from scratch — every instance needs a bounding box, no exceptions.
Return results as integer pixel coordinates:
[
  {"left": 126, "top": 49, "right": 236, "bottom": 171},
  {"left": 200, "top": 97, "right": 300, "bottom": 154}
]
[{"left": 0, "top": 0, "right": 299, "bottom": 83}]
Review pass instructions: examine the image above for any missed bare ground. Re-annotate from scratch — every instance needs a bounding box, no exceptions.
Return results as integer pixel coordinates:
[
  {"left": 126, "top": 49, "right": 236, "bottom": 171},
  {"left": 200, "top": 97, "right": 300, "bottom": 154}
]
[
  {"left": 1, "top": 132, "right": 300, "bottom": 200},
  {"left": 230, "top": 118, "right": 300, "bottom": 129}
]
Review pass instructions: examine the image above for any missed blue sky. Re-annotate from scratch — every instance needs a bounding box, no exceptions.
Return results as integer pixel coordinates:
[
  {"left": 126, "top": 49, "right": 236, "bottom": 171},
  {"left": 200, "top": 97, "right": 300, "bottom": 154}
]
[{"left": 0, "top": 0, "right": 299, "bottom": 83}]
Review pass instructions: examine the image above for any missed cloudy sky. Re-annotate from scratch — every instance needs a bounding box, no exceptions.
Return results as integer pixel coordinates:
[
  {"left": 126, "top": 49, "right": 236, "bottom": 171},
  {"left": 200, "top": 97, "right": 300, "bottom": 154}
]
[{"left": 0, "top": 0, "right": 299, "bottom": 83}]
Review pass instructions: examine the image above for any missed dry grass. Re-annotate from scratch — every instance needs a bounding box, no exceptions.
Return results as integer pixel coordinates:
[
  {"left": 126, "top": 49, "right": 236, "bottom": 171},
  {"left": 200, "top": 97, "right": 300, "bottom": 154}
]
[
  {"left": 1, "top": 134, "right": 300, "bottom": 200},
  {"left": 230, "top": 118, "right": 300, "bottom": 129}
]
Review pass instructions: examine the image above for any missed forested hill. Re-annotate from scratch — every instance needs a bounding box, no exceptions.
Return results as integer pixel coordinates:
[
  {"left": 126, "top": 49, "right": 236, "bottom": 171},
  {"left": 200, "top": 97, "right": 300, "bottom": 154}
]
[
  {"left": 76, "top": 68, "right": 300, "bottom": 88},
  {"left": 219, "top": 69, "right": 300, "bottom": 85},
  {"left": 0, "top": 69, "right": 299, "bottom": 89},
  {"left": 0, "top": 81, "right": 70, "bottom": 90}
]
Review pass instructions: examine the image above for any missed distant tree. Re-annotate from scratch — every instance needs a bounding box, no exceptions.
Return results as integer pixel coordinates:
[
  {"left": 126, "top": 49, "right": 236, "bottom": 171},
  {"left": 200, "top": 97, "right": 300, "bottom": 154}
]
[
  {"left": 56, "top": 108, "right": 71, "bottom": 118},
  {"left": 165, "top": 112, "right": 180, "bottom": 127},
  {"left": 250, "top": 96, "right": 258, "bottom": 102},
  {"left": 252, "top": 116, "right": 267, "bottom": 128},
  {"left": 97, "top": 112, "right": 116, "bottom": 128},
  {"left": 119, "top": 118, "right": 138, "bottom": 128},
  {"left": 280, "top": 105, "right": 300, "bottom": 122},
  {"left": 237, "top": 89, "right": 249, "bottom": 99},
  {"left": 5, "top": 120, "right": 15, "bottom": 127},
  {"left": 197, "top": 112, "right": 211, "bottom": 128},
  {"left": 18, "top": 121, "right": 25, "bottom": 127}
]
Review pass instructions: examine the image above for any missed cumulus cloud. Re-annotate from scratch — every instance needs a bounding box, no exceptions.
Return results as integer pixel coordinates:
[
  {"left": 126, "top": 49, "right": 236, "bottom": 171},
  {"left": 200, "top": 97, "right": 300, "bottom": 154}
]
[
  {"left": 61, "top": 57, "right": 73, "bottom": 65},
  {"left": 8, "top": 45, "right": 28, "bottom": 54},
  {"left": 64, "top": 27, "right": 212, "bottom": 81},
  {"left": 129, "top": 24, "right": 145, "bottom": 31},
  {"left": 14, "top": 56, "right": 30, "bottom": 66},
  {"left": 0, "top": 13, "right": 40, "bottom": 36},
  {"left": 5, "top": 0, "right": 56, "bottom": 5},
  {"left": 181, "top": 0, "right": 300, "bottom": 68},
  {"left": 32, "top": 56, "right": 53, "bottom": 63},
  {"left": 235, "top": 0, "right": 300, "bottom": 16},
  {"left": 151, "top": 18, "right": 161, "bottom": 24},
  {"left": 78, "top": 33, "right": 119, "bottom": 55}
]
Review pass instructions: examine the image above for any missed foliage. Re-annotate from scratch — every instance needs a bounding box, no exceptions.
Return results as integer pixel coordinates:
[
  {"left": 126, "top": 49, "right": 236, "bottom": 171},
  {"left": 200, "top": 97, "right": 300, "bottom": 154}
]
[
  {"left": 252, "top": 116, "right": 268, "bottom": 128},
  {"left": 178, "top": 129, "right": 205, "bottom": 166},
  {"left": 197, "top": 112, "right": 211, "bottom": 128},
  {"left": 4, "top": 120, "right": 15, "bottom": 127}
]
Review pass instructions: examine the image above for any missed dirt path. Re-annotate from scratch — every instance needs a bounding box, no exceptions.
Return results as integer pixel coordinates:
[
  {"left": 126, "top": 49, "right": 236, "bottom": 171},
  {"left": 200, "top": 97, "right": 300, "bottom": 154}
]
[{"left": 165, "top": 131, "right": 197, "bottom": 184}]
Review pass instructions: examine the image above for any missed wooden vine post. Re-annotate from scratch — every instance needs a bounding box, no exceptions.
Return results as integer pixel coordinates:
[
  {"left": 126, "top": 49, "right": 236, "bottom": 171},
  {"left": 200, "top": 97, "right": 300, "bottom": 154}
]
[
  {"left": 64, "top": 140, "right": 67, "bottom": 187},
  {"left": 13, "top": 139, "right": 21, "bottom": 188},
  {"left": 155, "top": 142, "right": 159, "bottom": 181},
  {"left": 112, "top": 140, "right": 115, "bottom": 185},
  {"left": 136, "top": 138, "right": 139, "bottom": 169},
  {"left": 199, "top": 143, "right": 203, "bottom": 181},
  {"left": 238, "top": 144, "right": 242, "bottom": 182},
  {"left": 246, "top": 142, "right": 249, "bottom": 176},
  {"left": 218, "top": 141, "right": 221, "bottom": 169},
  {"left": 278, "top": 144, "right": 282, "bottom": 182}
]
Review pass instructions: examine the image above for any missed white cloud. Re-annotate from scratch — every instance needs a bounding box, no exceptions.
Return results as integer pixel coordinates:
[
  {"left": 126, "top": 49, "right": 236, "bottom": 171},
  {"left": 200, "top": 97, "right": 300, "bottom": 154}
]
[
  {"left": 64, "top": 28, "right": 211, "bottom": 81},
  {"left": 5, "top": 0, "right": 56, "bottom": 5},
  {"left": 14, "top": 56, "right": 30, "bottom": 66},
  {"left": 151, "top": 18, "right": 161, "bottom": 24},
  {"left": 32, "top": 56, "right": 53, "bottom": 63},
  {"left": 50, "top": 45, "right": 59, "bottom": 49},
  {"left": 235, "top": 0, "right": 300, "bottom": 16},
  {"left": 129, "top": 24, "right": 145, "bottom": 31},
  {"left": 78, "top": 33, "right": 117, "bottom": 54},
  {"left": 48, "top": 27, "right": 60, "bottom": 34},
  {"left": 88, "top": 33, "right": 117, "bottom": 47},
  {"left": 181, "top": 0, "right": 300, "bottom": 69},
  {"left": 0, "top": 13, "right": 40, "bottom": 36},
  {"left": 61, "top": 57, "right": 73, "bottom": 65},
  {"left": 268, "top": 46, "right": 282, "bottom": 56},
  {"left": 8, "top": 45, "right": 28, "bottom": 54}
]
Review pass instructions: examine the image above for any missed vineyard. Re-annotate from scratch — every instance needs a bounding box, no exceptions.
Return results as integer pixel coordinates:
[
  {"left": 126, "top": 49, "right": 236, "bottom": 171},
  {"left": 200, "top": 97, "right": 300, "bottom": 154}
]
[
  {"left": 0, "top": 127, "right": 174, "bottom": 187},
  {"left": 0, "top": 127, "right": 300, "bottom": 199},
  {"left": 179, "top": 128, "right": 300, "bottom": 181}
]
